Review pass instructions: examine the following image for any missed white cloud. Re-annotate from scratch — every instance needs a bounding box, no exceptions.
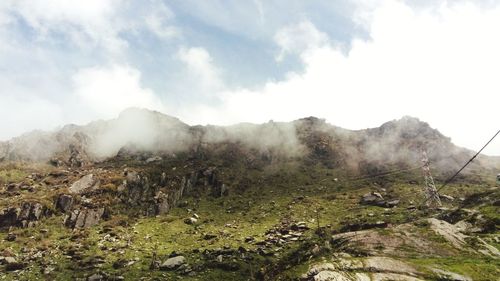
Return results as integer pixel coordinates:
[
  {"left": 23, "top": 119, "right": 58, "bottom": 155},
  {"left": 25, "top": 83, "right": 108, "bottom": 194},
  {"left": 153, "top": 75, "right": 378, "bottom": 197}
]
[
  {"left": 1, "top": 0, "right": 180, "bottom": 55},
  {"left": 72, "top": 64, "right": 165, "bottom": 122},
  {"left": 274, "top": 20, "right": 329, "bottom": 61},
  {"left": 177, "top": 47, "right": 224, "bottom": 94},
  {"left": 6, "top": 0, "right": 127, "bottom": 54},
  {"left": 182, "top": 1, "right": 500, "bottom": 155},
  {"left": 145, "top": 0, "right": 180, "bottom": 39}
]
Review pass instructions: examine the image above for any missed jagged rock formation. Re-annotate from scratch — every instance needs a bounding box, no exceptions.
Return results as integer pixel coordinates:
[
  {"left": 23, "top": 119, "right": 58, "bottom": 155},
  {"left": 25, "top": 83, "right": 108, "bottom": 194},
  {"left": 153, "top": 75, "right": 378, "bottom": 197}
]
[
  {"left": 64, "top": 207, "right": 106, "bottom": 229},
  {"left": 0, "top": 202, "right": 49, "bottom": 228}
]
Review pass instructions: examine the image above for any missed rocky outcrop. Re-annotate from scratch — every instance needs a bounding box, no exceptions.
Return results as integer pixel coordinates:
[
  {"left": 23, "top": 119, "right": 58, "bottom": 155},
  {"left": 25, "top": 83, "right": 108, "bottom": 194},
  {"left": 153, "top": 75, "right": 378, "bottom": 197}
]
[
  {"left": 56, "top": 194, "right": 74, "bottom": 213},
  {"left": 121, "top": 170, "right": 201, "bottom": 216},
  {"left": 303, "top": 256, "right": 425, "bottom": 281},
  {"left": 0, "top": 202, "right": 49, "bottom": 228},
  {"left": 69, "top": 174, "right": 100, "bottom": 194},
  {"left": 64, "top": 208, "right": 106, "bottom": 229}
]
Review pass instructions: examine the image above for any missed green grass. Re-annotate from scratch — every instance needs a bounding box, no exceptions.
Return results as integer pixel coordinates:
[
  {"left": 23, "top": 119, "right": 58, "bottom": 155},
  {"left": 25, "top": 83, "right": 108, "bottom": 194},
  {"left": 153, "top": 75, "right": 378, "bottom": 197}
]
[
  {"left": 410, "top": 256, "right": 500, "bottom": 281},
  {"left": 1, "top": 159, "right": 499, "bottom": 280}
]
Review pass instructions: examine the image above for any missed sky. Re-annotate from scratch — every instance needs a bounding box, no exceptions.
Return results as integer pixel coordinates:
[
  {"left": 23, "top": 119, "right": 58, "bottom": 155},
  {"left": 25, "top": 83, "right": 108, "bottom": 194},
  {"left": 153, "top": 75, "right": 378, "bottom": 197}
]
[{"left": 0, "top": 0, "right": 499, "bottom": 155}]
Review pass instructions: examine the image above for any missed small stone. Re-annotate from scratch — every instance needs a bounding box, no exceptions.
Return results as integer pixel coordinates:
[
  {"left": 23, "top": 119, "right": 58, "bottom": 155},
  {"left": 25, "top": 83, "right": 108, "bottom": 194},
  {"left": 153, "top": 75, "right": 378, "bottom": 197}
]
[
  {"left": 87, "top": 273, "right": 104, "bottom": 281},
  {"left": 244, "top": 236, "right": 255, "bottom": 243},
  {"left": 184, "top": 217, "right": 198, "bottom": 225},
  {"left": 5, "top": 233, "right": 16, "bottom": 241},
  {"left": 203, "top": 234, "right": 217, "bottom": 240},
  {"left": 43, "top": 266, "right": 55, "bottom": 275},
  {"left": 4, "top": 256, "right": 17, "bottom": 264}
]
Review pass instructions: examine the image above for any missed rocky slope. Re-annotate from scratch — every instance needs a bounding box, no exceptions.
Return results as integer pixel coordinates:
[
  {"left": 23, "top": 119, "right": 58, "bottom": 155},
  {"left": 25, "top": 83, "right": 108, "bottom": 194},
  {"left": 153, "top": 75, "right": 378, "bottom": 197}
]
[{"left": 0, "top": 109, "right": 498, "bottom": 280}]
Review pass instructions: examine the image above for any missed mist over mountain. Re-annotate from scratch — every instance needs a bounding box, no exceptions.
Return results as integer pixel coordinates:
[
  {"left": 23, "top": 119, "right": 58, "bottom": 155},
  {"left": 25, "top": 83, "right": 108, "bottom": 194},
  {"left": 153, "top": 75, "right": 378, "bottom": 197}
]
[
  {"left": 1, "top": 108, "right": 497, "bottom": 178},
  {"left": 1, "top": 108, "right": 499, "bottom": 280}
]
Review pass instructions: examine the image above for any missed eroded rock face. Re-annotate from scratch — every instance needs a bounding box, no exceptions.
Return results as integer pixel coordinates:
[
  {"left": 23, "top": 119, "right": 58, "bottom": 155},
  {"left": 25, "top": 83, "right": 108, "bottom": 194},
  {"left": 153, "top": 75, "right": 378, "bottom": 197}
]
[
  {"left": 0, "top": 202, "right": 48, "bottom": 228},
  {"left": 121, "top": 171, "right": 191, "bottom": 216},
  {"left": 202, "top": 167, "right": 229, "bottom": 197},
  {"left": 64, "top": 208, "right": 105, "bottom": 229},
  {"left": 69, "top": 174, "right": 100, "bottom": 194}
]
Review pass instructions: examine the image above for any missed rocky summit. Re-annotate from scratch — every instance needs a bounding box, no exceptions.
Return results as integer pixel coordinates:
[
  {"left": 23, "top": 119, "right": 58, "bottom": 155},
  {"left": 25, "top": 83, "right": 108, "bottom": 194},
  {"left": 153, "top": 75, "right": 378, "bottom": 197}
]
[{"left": 0, "top": 108, "right": 498, "bottom": 280}]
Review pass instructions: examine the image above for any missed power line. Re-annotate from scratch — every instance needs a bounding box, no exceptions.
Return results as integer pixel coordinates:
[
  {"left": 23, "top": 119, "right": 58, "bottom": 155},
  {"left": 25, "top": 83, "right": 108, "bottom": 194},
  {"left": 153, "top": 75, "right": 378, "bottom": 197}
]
[
  {"left": 319, "top": 164, "right": 423, "bottom": 184},
  {"left": 418, "top": 129, "right": 500, "bottom": 208},
  {"left": 347, "top": 165, "right": 423, "bottom": 182}
]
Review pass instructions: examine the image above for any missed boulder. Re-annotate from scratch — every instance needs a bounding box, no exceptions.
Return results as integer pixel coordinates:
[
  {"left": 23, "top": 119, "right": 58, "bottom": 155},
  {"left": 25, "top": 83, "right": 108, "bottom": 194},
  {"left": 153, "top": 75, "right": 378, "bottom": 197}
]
[
  {"left": 56, "top": 194, "right": 74, "bottom": 213},
  {"left": 160, "top": 256, "right": 185, "bottom": 270},
  {"left": 360, "top": 192, "right": 399, "bottom": 208},
  {"left": 4, "top": 256, "right": 25, "bottom": 271},
  {"left": 69, "top": 174, "right": 100, "bottom": 194}
]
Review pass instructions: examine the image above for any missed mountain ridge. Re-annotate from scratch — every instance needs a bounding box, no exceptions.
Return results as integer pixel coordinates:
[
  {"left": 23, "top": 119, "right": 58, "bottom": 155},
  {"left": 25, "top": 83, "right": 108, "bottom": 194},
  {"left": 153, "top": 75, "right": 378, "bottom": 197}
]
[{"left": 0, "top": 108, "right": 498, "bottom": 178}]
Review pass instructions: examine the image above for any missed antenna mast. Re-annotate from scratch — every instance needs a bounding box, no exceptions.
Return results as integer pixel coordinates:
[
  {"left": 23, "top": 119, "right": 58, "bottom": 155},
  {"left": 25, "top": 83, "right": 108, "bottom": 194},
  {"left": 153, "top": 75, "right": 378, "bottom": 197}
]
[{"left": 421, "top": 150, "right": 441, "bottom": 207}]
